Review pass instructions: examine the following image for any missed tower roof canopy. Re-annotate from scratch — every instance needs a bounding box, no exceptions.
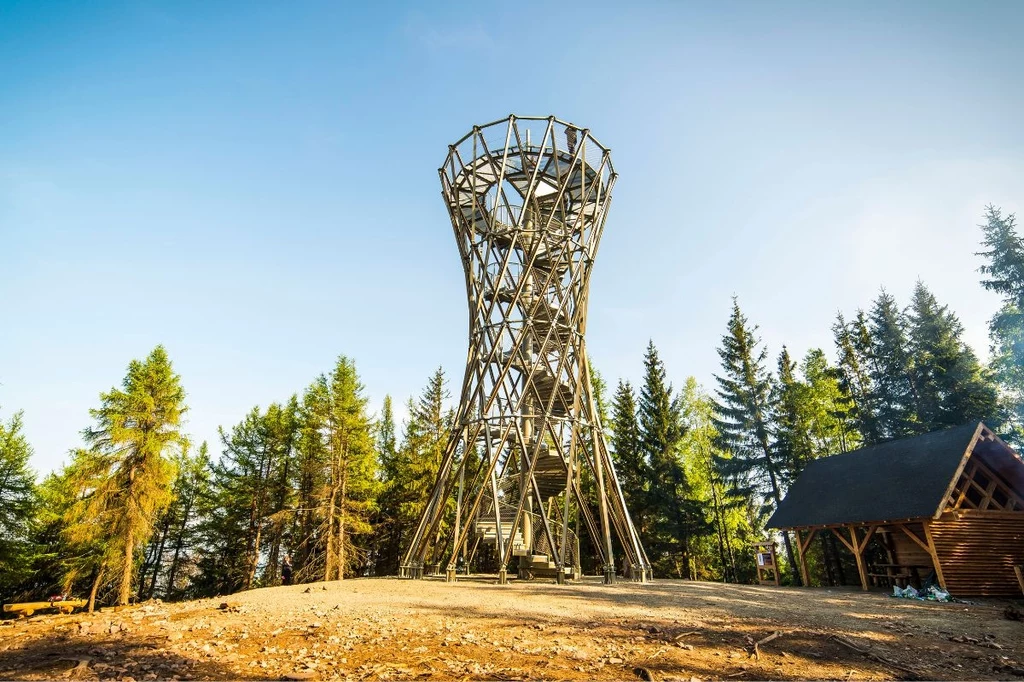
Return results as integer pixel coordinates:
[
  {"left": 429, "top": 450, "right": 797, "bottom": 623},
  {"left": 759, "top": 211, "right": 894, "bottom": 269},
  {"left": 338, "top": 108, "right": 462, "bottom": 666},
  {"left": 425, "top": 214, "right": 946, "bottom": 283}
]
[{"left": 767, "top": 422, "right": 1024, "bottom": 529}]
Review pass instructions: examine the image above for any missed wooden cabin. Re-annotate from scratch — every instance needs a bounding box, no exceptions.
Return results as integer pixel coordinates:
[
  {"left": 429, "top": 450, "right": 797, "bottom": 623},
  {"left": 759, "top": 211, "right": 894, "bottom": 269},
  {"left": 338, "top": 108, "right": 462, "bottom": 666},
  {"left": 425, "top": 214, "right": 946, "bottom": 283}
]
[{"left": 768, "top": 422, "right": 1024, "bottom": 596}]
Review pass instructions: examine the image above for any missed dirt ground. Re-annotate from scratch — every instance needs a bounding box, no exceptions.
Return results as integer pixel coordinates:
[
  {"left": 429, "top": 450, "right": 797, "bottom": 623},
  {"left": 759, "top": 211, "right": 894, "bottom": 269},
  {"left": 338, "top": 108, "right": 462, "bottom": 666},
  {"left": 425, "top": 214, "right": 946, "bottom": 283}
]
[{"left": 1, "top": 576, "right": 1022, "bottom": 681}]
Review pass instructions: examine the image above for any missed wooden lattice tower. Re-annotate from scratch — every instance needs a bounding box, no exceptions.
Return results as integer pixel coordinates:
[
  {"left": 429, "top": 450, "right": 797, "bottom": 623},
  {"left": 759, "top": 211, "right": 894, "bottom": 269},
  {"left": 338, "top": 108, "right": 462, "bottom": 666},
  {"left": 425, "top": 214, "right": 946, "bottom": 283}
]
[{"left": 399, "top": 115, "right": 651, "bottom": 584}]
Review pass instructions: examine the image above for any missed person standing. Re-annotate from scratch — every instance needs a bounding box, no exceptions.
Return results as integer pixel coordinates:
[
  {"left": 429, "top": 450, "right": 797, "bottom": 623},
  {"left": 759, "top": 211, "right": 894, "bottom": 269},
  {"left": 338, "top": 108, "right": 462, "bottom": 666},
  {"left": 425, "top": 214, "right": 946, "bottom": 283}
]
[{"left": 281, "top": 555, "right": 293, "bottom": 586}]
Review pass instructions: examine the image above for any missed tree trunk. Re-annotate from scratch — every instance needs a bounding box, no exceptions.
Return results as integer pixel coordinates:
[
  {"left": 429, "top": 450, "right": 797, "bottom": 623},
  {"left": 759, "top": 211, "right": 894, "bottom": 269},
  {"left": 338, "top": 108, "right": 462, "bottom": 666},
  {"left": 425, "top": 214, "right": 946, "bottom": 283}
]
[
  {"left": 165, "top": 494, "right": 193, "bottom": 599},
  {"left": 119, "top": 536, "right": 135, "bottom": 606},
  {"left": 88, "top": 566, "right": 105, "bottom": 613},
  {"left": 147, "top": 520, "right": 170, "bottom": 599},
  {"left": 338, "top": 467, "right": 348, "bottom": 580}
]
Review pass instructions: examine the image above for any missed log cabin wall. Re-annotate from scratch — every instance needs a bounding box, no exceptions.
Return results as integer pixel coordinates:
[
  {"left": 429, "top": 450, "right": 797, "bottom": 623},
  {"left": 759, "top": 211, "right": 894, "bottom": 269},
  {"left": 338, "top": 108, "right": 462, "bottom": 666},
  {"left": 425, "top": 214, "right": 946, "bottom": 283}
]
[
  {"left": 930, "top": 512, "right": 1024, "bottom": 596},
  {"left": 886, "top": 527, "right": 934, "bottom": 569}
]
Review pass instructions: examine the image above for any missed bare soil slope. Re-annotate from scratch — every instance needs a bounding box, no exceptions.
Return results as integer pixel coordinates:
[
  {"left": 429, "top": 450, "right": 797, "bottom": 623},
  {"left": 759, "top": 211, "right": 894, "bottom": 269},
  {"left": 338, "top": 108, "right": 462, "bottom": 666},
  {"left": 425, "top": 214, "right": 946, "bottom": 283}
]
[{"left": 1, "top": 577, "right": 1022, "bottom": 680}]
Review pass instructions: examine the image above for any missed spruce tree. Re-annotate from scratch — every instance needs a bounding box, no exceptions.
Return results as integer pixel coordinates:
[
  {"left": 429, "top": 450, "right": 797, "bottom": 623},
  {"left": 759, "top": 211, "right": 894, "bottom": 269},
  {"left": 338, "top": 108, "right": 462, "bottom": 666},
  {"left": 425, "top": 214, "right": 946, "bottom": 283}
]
[
  {"left": 713, "top": 300, "right": 799, "bottom": 583},
  {"left": 638, "top": 341, "right": 705, "bottom": 578},
  {"left": 867, "top": 290, "right": 919, "bottom": 439},
  {"left": 906, "top": 282, "right": 998, "bottom": 431},
  {"left": 832, "top": 313, "right": 880, "bottom": 444},
  {"left": 772, "top": 346, "right": 815, "bottom": 484},
  {"left": 65, "top": 346, "right": 187, "bottom": 606},
  {"left": 609, "top": 380, "right": 647, "bottom": 537},
  {"left": 977, "top": 205, "right": 1024, "bottom": 440}
]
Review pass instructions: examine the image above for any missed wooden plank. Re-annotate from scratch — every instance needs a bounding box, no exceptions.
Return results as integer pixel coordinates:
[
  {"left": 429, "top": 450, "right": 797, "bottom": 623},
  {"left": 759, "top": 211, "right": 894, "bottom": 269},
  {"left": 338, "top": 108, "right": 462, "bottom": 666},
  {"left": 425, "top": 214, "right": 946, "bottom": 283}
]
[
  {"left": 935, "top": 422, "right": 984, "bottom": 518},
  {"left": 922, "top": 521, "right": 947, "bottom": 590}
]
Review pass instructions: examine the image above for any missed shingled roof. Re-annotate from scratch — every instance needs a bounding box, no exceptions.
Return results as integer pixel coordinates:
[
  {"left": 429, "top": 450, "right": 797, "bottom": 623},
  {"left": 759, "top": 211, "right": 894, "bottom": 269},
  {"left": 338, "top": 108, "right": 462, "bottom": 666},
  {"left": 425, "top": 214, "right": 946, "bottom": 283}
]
[{"left": 767, "top": 422, "right": 985, "bottom": 529}]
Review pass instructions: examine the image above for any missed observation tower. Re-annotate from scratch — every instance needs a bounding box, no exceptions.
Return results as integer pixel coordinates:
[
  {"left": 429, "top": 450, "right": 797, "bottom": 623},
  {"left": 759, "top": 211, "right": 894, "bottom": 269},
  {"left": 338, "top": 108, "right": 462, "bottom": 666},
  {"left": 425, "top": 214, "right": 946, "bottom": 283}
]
[{"left": 400, "top": 115, "right": 650, "bottom": 584}]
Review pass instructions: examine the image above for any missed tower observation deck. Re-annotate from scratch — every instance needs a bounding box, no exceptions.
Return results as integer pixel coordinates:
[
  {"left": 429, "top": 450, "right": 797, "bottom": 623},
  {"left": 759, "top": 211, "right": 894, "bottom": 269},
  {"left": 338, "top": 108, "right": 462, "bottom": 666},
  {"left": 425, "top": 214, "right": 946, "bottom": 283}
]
[{"left": 400, "top": 115, "right": 651, "bottom": 584}]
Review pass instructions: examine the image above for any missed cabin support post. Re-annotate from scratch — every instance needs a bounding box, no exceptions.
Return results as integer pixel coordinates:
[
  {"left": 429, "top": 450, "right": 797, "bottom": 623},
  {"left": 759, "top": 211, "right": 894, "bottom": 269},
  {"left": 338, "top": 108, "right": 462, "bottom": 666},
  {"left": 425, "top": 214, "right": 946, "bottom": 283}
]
[
  {"left": 796, "top": 528, "right": 817, "bottom": 588},
  {"left": 847, "top": 525, "right": 869, "bottom": 591},
  {"left": 921, "top": 521, "right": 947, "bottom": 590}
]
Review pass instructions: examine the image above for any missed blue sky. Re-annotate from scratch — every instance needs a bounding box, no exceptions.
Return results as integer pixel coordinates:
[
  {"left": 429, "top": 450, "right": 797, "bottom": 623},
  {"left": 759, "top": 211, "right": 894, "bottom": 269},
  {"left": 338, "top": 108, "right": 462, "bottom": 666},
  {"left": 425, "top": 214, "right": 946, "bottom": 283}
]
[{"left": 2, "top": 1, "right": 1023, "bottom": 474}]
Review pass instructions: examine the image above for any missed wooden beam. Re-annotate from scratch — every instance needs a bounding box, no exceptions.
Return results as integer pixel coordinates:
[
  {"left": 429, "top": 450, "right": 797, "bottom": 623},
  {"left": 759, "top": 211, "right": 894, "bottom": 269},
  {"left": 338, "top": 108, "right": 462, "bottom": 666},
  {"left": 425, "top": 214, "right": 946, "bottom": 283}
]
[
  {"left": 895, "top": 522, "right": 931, "bottom": 553},
  {"left": 921, "top": 521, "right": 947, "bottom": 590},
  {"left": 848, "top": 525, "right": 869, "bottom": 591},
  {"left": 832, "top": 526, "right": 856, "bottom": 555},
  {"left": 797, "top": 529, "right": 816, "bottom": 588},
  {"left": 1014, "top": 565, "right": 1024, "bottom": 597}
]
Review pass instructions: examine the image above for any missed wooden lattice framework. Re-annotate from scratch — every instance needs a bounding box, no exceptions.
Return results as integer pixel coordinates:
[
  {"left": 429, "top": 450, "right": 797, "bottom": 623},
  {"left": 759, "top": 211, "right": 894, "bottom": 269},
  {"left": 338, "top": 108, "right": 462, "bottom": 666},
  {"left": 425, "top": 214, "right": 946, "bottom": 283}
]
[{"left": 399, "top": 115, "right": 651, "bottom": 584}]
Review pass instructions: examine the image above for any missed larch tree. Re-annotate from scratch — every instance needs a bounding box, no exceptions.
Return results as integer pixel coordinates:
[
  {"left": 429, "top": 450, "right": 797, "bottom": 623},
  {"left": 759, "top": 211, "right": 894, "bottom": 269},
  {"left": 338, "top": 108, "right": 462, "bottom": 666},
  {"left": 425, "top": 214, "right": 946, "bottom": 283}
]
[
  {"left": 65, "top": 346, "right": 187, "bottom": 607},
  {"left": 310, "top": 356, "right": 378, "bottom": 580},
  {"left": 0, "top": 408, "right": 37, "bottom": 594}
]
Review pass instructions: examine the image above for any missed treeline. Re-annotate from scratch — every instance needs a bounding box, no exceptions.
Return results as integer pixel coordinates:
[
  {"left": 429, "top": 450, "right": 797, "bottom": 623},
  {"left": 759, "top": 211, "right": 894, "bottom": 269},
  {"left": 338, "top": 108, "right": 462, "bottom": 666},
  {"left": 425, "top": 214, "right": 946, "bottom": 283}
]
[{"left": 0, "top": 206, "right": 1021, "bottom": 604}]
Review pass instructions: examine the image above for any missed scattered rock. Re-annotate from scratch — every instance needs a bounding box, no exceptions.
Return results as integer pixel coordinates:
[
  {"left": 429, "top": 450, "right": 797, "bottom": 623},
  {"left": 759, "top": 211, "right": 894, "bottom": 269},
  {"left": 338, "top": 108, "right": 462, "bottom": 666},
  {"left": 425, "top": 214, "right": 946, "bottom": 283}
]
[{"left": 634, "top": 666, "right": 657, "bottom": 680}]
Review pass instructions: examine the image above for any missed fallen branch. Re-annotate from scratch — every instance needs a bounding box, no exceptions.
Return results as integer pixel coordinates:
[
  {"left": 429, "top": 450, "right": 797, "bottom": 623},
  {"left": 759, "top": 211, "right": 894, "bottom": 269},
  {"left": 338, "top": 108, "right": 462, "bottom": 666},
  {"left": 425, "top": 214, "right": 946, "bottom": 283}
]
[
  {"left": 830, "top": 635, "right": 926, "bottom": 680},
  {"left": 752, "top": 630, "right": 782, "bottom": 660},
  {"left": 673, "top": 630, "right": 700, "bottom": 640}
]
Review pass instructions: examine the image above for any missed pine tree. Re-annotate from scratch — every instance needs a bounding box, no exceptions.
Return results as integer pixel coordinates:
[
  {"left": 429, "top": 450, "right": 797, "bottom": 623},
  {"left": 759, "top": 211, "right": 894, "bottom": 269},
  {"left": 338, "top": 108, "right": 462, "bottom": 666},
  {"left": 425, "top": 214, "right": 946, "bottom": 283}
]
[
  {"left": 64, "top": 346, "right": 187, "bottom": 606},
  {"left": 867, "top": 290, "right": 919, "bottom": 439},
  {"left": 0, "top": 409, "right": 37, "bottom": 594},
  {"left": 713, "top": 300, "right": 799, "bottom": 583},
  {"left": 907, "top": 281, "right": 998, "bottom": 431},
  {"left": 976, "top": 205, "right": 1024, "bottom": 441}
]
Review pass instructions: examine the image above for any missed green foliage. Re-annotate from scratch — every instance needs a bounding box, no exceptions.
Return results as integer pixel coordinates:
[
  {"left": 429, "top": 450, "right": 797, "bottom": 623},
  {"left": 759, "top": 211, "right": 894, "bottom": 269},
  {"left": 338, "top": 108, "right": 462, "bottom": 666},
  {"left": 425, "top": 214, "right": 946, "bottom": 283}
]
[
  {"left": 712, "top": 300, "right": 801, "bottom": 583},
  {"left": 637, "top": 342, "right": 708, "bottom": 578},
  {"left": 0, "top": 409, "right": 38, "bottom": 596},
  {"left": 866, "top": 291, "right": 920, "bottom": 440},
  {"left": 297, "top": 356, "right": 379, "bottom": 581},
  {"left": 977, "top": 205, "right": 1024, "bottom": 442},
  {"left": 374, "top": 369, "right": 452, "bottom": 575},
  {"left": 906, "top": 281, "right": 998, "bottom": 431},
  {"left": 63, "top": 346, "right": 187, "bottom": 606},
  {"left": 609, "top": 380, "right": 647, "bottom": 535},
  {"left": 676, "top": 379, "right": 756, "bottom": 583}
]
